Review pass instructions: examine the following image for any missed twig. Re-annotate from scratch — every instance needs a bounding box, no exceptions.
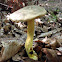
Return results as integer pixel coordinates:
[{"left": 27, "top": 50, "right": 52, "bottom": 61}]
[
  {"left": 38, "top": 27, "right": 62, "bottom": 38},
  {"left": 0, "top": 3, "right": 13, "bottom": 8}
]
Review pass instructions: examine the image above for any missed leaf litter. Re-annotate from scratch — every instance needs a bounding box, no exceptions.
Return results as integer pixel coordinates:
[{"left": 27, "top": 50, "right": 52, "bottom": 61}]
[{"left": 0, "top": 0, "right": 62, "bottom": 62}]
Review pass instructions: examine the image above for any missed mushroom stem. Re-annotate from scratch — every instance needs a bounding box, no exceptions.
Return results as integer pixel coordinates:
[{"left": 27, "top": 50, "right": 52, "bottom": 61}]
[{"left": 25, "top": 20, "right": 38, "bottom": 60}]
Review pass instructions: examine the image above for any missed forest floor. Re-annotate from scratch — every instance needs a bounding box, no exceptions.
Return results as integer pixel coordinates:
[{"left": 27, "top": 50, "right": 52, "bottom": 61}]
[{"left": 0, "top": 1, "right": 62, "bottom": 62}]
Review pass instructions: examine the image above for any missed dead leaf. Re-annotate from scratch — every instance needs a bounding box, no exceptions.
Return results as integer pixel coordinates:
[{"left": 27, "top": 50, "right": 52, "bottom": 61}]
[
  {"left": 42, "top": 48, "right": 62, "bottom": 62},
  {"left": 0, "top": 40, "right": 21, "bottom": 61},
  {"left": 12, "top": 54, "right": 23, "bottom": 61}
]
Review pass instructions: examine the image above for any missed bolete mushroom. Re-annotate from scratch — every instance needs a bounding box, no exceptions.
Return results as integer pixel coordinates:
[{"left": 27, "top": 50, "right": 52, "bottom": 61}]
[{"left": 7, "top": 5, "right": 46, "bottom": 60}]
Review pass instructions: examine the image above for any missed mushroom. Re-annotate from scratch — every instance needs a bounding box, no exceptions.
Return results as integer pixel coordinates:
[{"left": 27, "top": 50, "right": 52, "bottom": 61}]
[{"left": 7, "top": 5, "right": 46, "bottom": 60}]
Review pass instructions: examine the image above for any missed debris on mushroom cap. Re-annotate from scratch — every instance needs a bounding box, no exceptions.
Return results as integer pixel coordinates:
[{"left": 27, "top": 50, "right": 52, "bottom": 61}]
[{"left": 7, "top": 5, "right": 46, "bottom": 22}]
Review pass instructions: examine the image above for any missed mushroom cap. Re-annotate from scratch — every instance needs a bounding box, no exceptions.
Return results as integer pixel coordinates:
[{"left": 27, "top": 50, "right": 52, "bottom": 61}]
[{"left": 7, "top": 5, "right": 46, "bottom": 22}]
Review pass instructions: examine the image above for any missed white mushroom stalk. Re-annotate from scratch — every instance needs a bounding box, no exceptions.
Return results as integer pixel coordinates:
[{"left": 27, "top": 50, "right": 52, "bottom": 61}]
[{"left": 7, "top": 5, "right": 46, "bottom": 60}]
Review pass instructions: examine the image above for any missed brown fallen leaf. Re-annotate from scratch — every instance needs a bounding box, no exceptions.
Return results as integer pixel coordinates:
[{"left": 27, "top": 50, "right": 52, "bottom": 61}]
[
  {"left": 0, "top": 40, "right": 21, "bottom": 61},
  {"left": 12, "top": 54, "right": 23, "bottom": 62},
  {"left": 35, "top": 38, "right": 61, "bottom": 49},
  {"left": 35, "top": 40, "right": 46, "bottom": 48},
  {"left": 45, "top": 39, "right": 60, "bottom": 49},
  {"left": 42, "top": 48, "right": 62, "bottom": 62}
]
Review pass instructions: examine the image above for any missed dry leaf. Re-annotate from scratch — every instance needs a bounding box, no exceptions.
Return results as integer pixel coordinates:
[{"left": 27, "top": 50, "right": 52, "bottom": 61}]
[
  {"left": 42, "top": 48, "right": 62, "bottom": 62},
  {"left": 12, "top": 54, "right": 23, "bottom": 61},
  {"left": 0, "top": 41, "right": 21, "bottom": 61}
]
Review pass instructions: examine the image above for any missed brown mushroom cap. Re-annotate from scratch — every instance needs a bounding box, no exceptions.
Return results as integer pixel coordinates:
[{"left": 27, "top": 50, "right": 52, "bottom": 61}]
[{"left": 7, "top": 5, "right": 46, "bottom": 22}]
